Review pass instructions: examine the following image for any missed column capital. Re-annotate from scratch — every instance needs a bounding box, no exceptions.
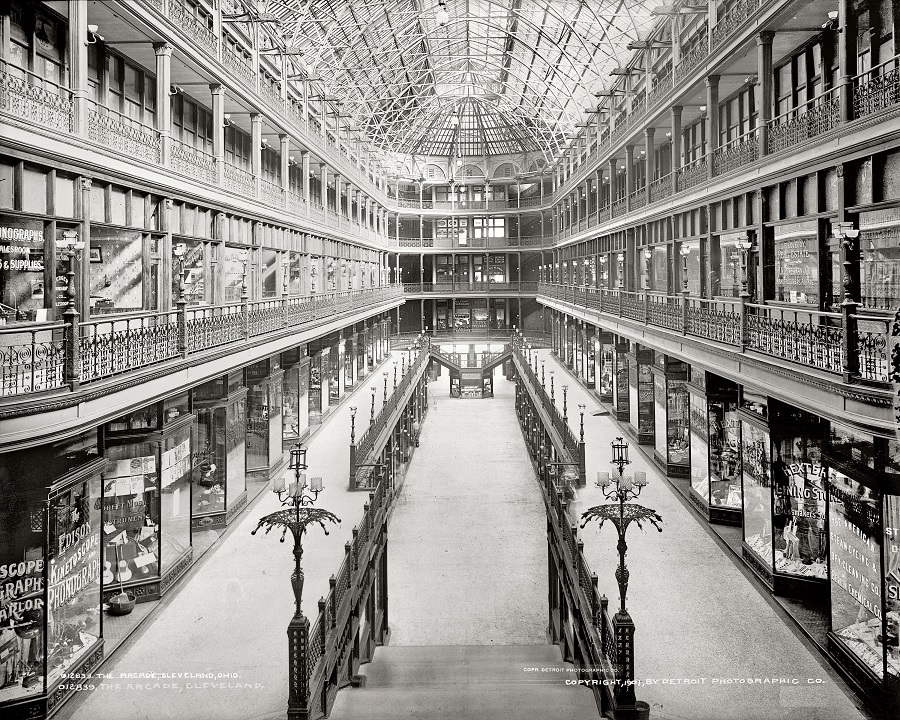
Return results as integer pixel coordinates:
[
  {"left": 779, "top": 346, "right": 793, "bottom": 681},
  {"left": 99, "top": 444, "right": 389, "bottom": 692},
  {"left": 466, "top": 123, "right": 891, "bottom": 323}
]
[
  {"left": 705, "top": 74, "right": 720, "bottom": 88},
  {"left": 644, "top": 126, "right": 655, "bottom": 139},
  {"left": 250, "top": 113, "right": 262, "bottom": 123},
  {"left": 757, "top": 31, "right": 775, "bottom": 46},
  {"left": 209, "top": 83, "right": 225, "bottom": 96},
  {"left": 80, "top": 177, "right": 92, "bottom": 191},
  {"left": 153, "top": 42, "right": 174, "bottom": 57},
  {"left": 670, "top": 104, "right": 683, "bottom": 118}
]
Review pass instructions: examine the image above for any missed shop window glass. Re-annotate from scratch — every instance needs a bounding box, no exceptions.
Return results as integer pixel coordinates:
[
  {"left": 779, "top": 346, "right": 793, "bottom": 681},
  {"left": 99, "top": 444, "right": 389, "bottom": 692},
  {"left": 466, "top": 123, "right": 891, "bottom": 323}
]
[
  {"left": 634, "top": 363, "right": 654, "bottom": 436},
  {"left": 89, "top": 228, "right": 143, "bottom": 314},
  {"left": 614, "top": 351, "right": 629, "bottom": 411},
  {"left": 667, "top": 381, "right": 690, "bottom": 467},
  {"left": 224, "top": 246, "right": 246, "bottom": 303},
  {"left": 829, "top": 422, "right": 876, "bottom": 470},
  {"left": 102, "top": 443, "right": 161, "bottom": 585},
  {"left": 159, "top": 430, "right": 191, "bottom": 570},
  {"left": 772, "top": 436, "right": 827, "bottom": 578},
  {"left": 261, "top": 249, "right": 279, "bottom": 298},
  {"left": 859, "top": 209, "right": 900, "bottom": 310},
  {"left": 246, "top": 378, "right": 270, "bottom": 470},
  {"left": 109, "top": 188, "right": 127, "bottom": 227},
  {"left": 328, "top": 345, "right": 341, "bottom": 405},
  {"left": 742, "top": 421, "right": 773, "bottom": 568},
  {"left": 22, "top": 169, "right": 46, "bottom": 215},
  {"left": 708, "top": 398, "right": 741, "bottom": 508},
  {"left": 47, "top": 476, "right": 101, "bottom": 686},
  {"left": 289, "top": 252, "right": 303, "bottom": 295},
  {"left": 0, "top": 164, "right": 13, "bottom": 209},
  {"left": 225, "top": 395, "right": 246, "bottom": 508},
  {"left": 883, "top": 494, "right": 900, "bottom": 677},
  {"left": 654, "top": 375, "right": 668, "bottom": 460},
  {"left": 193, "top": 408, "right": 226, "bottom": 517},
  {"left": 829, "top": 472, "right": 884, "bottom": 678},
  {"left": 772, "top": 220, "right": 819, "bottom": 304},
  {"left": 308, "top": 355, "right": 323, "bottom": 415},
  {"left": 173, "top": 240, "right": 205, "bottom": 305},
  {"left": 283, "top": 364, "right": 309, "bottom": 440},
  {"left": 689, "top": 391, "right": 710, "bottom": 502},
  {"left": 54, "top": 175, "right": 75, "bottom": 218},
  {"left": 649, "top": 245, "right": 667, "bottom": 292},
  {"left": 0, "top": 217, "right": 46, "bottom": 323}
]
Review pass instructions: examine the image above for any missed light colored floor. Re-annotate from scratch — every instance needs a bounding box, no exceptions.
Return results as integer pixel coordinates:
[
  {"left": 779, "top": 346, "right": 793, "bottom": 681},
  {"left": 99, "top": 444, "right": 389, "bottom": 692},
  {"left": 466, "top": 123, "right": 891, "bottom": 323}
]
[{"left": 533, "top": 349, "right": 869, "bottom": 720}]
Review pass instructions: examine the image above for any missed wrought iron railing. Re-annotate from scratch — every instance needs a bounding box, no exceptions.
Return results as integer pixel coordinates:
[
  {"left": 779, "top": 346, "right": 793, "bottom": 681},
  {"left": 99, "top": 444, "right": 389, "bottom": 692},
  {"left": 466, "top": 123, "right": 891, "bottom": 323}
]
[
  {"left": 86, "top": 100, "right": 161, "bottom": 165},
  {"left": 853, "top": 54, "right": 900, "bottom": 118},
  {"left": 166, "top": 0, "right": 218, "bottom": 54},
  {"left": 223, "top": 162, "right": 256, "bottom": 197},
  {"left": 768, "top": 88, "right": 841, "bottom": 154},
  {"left": 855, "top": 314, "right": 891, "bottom": 382},
  {"left": 0, "top": 286, "right": 402, "bottom": 398},
  {"left": 677, "top": 156, "right": 709, "bottom": 192},
  {"left": 713, "top": 129, "right": 759, "bottom": 175},
  {"left": 745, "top": 304, "right": 844, "bottom": 373},
  {"left": 0, "top": 63, "right": 74, "bottom": 133},
  {"left": 674, "top": 31, "right": 709, "bottom": 82},
  {"left": 260, "top": 177, "right": 285, "bottom": 207},
  {"left": 170, "top": 138, "right": 217, "bottom": 185},
  {"left": 711, "top": 0, "right": 761, "bottom": 50},
  {"left": 649, "top": 173, "right": 674, "bottom": 203}
]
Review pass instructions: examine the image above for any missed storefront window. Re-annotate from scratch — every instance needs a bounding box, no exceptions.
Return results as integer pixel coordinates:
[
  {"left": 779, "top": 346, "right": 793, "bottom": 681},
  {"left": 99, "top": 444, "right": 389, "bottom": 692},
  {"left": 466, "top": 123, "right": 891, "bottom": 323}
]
[
  {"left": 193, "top": 407, "right": 226, "bottom": 516},
  {"left": 689, "top": 390, "right": 710, "bottom": 502},
  {"left": 742, "top": 421, "right": 773, "bottom": 568},
  {"left": 708, "top": 398, "right": 741, "bottom": 508},
  {"left": 633, "top": 362, "right": 654, "bottom": 436},
  {"left": 613, "top": 350, "right": 629, "bottom": 412},
  {"left": 0, "top": 216, "right": 47, "bottom": 323},
  {"left": 89, "top": 227, "right": 147, "bottom": 314},
  {"left": 829, "top": 472, "right": 884, "bottom": 678},
  {"left": 598, "top": 342, "right": 614, "bottom": 397},
  {"left": 667, "top": 381, "right": 690, "bottom": 467},
  {"left": 308, "top": 355, "right": 323, "bottom": 417},
  {"left": 343, "top": 340, "right": 354, "bottom": 387},
  {"left": 102, "top": 443, "right": 161, "bottom": 584},
  {"left": 225, "top": 394, "right": 246, "bottom": 509},
  {"left": 261, "top": 249, "right": 279, "bottom": 299},
  {"left": 649, "top": 245, "right": 668, "bottom": 292},
  {"left": 859, "top": 208, "right": 900, "bottom": 310},
  {"left": 681, "top": 241, "right": 701, "bottom": 296},
  {"left": 328, "top": 345, "right": 340, "bottom": 405},
  {"left": 288, "top": 251, "right": 303, "bottom": 295},
  {"left": 246, "top": 374, "right": 270, "bottom": 470},
  {"left": 172, "top": 240, "right": 205, "bottom": 305},
  {"left": 654, "top": 374, "right": 667, "bottom": 460},
  {"left": 772, "top": 436, "right": 827, "bottom": 579},
  {"left": 772, "top": 220, "right": 818, "bottom": 305},
  {"left": 829, "top": 422, "right": 876, "bottom": 470},
  {"left": 884, "top": 494, "right": 900, "bottom": 677},
  {"left": 159, "top": 429, "right": 191, "bottom": 570},
  {"left": 716, "top": 234, "right": 742, "bottom": 298},
  {"left": 283, "top": 363, "right": 309, "bottom": 441},
  {"left": 47, "top": 476, "right": 101, "bottom": 686},
  {"left": 224, "top": 246, "right": 247, "bottom": 303}
]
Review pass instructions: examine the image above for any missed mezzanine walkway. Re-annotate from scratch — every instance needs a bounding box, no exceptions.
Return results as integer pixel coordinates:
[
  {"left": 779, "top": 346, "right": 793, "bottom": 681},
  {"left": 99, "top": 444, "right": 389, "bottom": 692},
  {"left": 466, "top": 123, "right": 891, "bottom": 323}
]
[{"left": 328, "top": 373, "right": 597, "bottom": 720}]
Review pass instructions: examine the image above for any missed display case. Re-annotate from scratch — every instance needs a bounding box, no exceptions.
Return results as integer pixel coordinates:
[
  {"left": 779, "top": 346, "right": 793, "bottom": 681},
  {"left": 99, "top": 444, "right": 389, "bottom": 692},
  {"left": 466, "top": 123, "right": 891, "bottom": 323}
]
[
  {"left": 627, "top": 347, "right": 654, "bottom": 445},
  {"left": 688, "top": 373, "right": 742, "bottom": 525},
  {"left": 101, "top": 413, "right": 194, "bottom": 604},
  {"left": 596, "top": 333, "right": 615, "bottom": 403},
  {"left": 584, "top": 327, "right": 595, "bottom": 388},
  {"left": 282, "top": 349, "right": 311, "bottom": 448},
  {"left": 0, "top": 443, "right": 107, "bottom": 720},
  {"left": 740, "top": 398, "right": 826, "bottom": 594},
  {"left": 651, "top": 356, "right": 690, "bottom": 478},
  {"left": 191, "top": 372, "right": 248, "bottom": 529},
  {"left": 245, "top": 358, "right": 285, "bottom": 482},
  {"left": 611, "top": 341, "right": 630, "bottom": 420}
]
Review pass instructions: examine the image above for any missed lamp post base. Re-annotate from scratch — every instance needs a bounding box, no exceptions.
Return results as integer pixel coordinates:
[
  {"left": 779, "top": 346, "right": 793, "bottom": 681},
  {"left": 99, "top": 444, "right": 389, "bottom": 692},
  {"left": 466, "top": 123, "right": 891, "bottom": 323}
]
[{"left": 605, "top": 700, "right": 650, "bottom": 720}]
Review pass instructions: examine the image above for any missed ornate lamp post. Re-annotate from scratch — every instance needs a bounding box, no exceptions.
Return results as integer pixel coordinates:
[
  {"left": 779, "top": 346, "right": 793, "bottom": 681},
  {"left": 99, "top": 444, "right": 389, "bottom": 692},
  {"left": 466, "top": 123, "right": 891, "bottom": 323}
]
[
  {"left": 238, "top": 248, "right": 250, "bottom": 301},
  {"left": 349, "top": 406, "right": 357, "bottom": 444},
  {"left": 578, "top": 403, "right": 585, "bottom": 442},
  {"left": 549, "top": 370, "right": 555, "bottom": 404},
  {"left": 643, "top": 247, "right": 652, "bottom": 291},
  {"left": 737, "top": 235, "right": 753, "bottom": 299},
  {"left": 383, "top": 371, "right": 389, "bottom": 405},
  {"left": 679, "top": 244, "right": 690, "bottom": 296},
  {"left": 562, "top": 384, "right": 568, "bottom": 423},
  {"left": 541, "top": 359, "right": 546, "bottom": 387},
  {"left": 56, "top": 230, "right": 84, "bottom": 318},
  {"left": 393, "top": 360, "right": 398, "bottom": 389},
  {"left": 172, "top": 242, "right": 187, "bottom": 305},
  {"left": 581, "top": 437, "right": 662, "bottom": 714},
  {"left": 252, "top": 444, "right": 340, "bottom": 720},
  {"left": 370, "top": 386, "right": 376, "bottom": 423}
]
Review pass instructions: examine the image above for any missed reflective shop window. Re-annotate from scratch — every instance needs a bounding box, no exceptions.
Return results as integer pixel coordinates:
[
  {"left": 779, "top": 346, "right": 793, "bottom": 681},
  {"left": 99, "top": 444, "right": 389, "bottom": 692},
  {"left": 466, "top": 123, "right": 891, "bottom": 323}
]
[
  {"left": 742, "top": 421, "right": 773, "bottom": 569},
  {"left": 708, "top": 398, "right": 741, "bottom": 509},
  {"left": 88, "top": 227, "right": 150, "bottom": 314},
  {"left": 771, "top": 220, "right": 819, "bottom": 305},
  {"left": 859, "top": 209, "right": 900, "bottom": 310}
]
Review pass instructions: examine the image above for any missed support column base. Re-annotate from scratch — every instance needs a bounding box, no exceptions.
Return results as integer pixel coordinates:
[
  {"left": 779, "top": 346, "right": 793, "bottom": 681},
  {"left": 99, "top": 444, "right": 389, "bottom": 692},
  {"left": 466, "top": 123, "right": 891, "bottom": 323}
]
[{"left": 605, "top": 700, "right": 651, "bottom": 720}]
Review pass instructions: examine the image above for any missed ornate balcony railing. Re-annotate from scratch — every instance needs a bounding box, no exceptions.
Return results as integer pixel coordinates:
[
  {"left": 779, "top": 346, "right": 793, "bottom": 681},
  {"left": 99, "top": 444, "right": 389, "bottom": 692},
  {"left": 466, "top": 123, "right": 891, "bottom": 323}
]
[
  {"left": 629, "top": 188, "right": 647, "bottom": 211},
  {"left": 536, "top": 283, "right": 864, "bottom": 381},
  {"left": 170, "top": 138, "right": 217, "bottom": 185},
  {"left": 223, "top": 162, "right": 256, "bottom": 197},
  {"left": 674, "top": 31, "right": 709, "bottom": 82},
  {"left": 259, "top": 81, "right": 283, "bottom": 115},
  {"left": 0, "top": 286, "right": 402, "bottom": 399},
  {"left": 287, "top": 191, "right": 307, "bottom": 215},
  {"left": 221, "top": 43, "right": 256, "bottom": 88},
  {"left": 79, "top": 312, "right": 180, "bottom": 382},
  {"left": 648, "top": 66, "right": 673, "bottom": 107},
  {"left": 768, "top": 89, "right": 841, "bottom": 154},
  {"left": 0, "top": 64, "right": 74, "bottom": 133},
  {"left": 649, "top": 173, "right": 673, "bottom": 203},
  {"left": 854, "top": 315, "right": 891, "bottom": 383},
  {"left": 677, "top": 156, "right": 708, "bottom": 192},
  {"left": 167, "top": 0, "right": 218, "bottom": 55},
  {"left": 612, "top": 198, "right": 628, "bottom": 218},
  {"left": 260, "top": 178, "right": 285, "bottom": 207},
  {"left": 87, "top": 101, "right": 162, "bottom": 165},
  {"left": 853, "top": 54, "right": 900, "bottom": 118},
  {"left": 711, "top": 0, "right": 761, "bottom": 50},
  {"left": 746, "top": 305, "right": 844, "bottom": 373},
  {"left": 713, "top": 130, "right": 759, "bottom": 175},
  {"left": 0, "top": 324, "right": 66, "bottom": 397}
]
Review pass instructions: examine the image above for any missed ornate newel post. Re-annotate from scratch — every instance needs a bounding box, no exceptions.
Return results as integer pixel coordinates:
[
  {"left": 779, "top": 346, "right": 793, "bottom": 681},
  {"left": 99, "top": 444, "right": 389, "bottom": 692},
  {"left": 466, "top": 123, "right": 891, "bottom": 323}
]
[
  {"left": 253, "top": 444, "right": 340, "bottom": 720},
  {"left": 581, "top": 438, "right": 662, "bottom": 720}
]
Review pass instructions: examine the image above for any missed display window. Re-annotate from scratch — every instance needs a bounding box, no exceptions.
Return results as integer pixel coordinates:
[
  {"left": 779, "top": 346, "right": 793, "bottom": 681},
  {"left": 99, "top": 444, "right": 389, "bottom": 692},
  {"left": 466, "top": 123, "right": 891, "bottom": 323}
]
[
  {"left": 101, "top": 443, "right": 161, "bottom": 584},
  {"left": 681, "top": 241, "right": 702, "bottom": 296},
  {"left": 159, "top": 429, "right": 192, "bottom": 570},
  {"left": 714, "top": 233, "right": 742, "bottom": 298},
  {"left": 771, "top": 220, "right": 819, "bottom": 305},
  {"left": 328, "top": 345, "right": 341, "bottom": 405},
  {"left": 344, "top": 339, "right": 354, "bottom": 388},
  {"left": 828, "top": 472, "right": 886, "bottom": 678},
  {"left": 742, "top": 420, "right": 773, "bottom": 569},
  {"left": 47, "top": 476, "right": 102, "bottom": 687},
  {"left": 308, "top": 354, "right": 323, "bottom": 417},
  {"left": 88, "top": 226, "right": 153, "bottom": 315},
  {"left": 224, "top": 246, "right": 248, "bottom": 303},
  {"left": 689, "top": 390, "right": 710, "bottom": 502},
  {"left": 666, "top": 380, "right": 690, "bottom": 467},
  {"left": 771, "top": 435, "right": 827, "bottom": 579},
  {"left": 884, "top": 494, "right": 900, "bottom": 678},
  {"left": 283, "top": 363, "right": 309, "bottom": 442},
  {"left": 0, "top": 215, "right": 48, "bottom": 323},
  {"left": 629, "top": 361, "right": 654, "bottom": 437},
  {"left": 193, "top": 407, "right": 226, "bottom": 517},
  {"left": 585, "top": 338, "right": 595, "bottom": 385},
  {"left": 654, "top": 374, "right": 667, "bottom": 460},
  {"left": 171, "top": 239, "right": 209, "bottom": 306},
  {"left": 858, "top": 208, "right": 900, "bottom": 310},
  {"left": 830, "top": 422, "right": 877, "bottom": 471},
  {"left": 613, "top": 349, "right": 629, "bottom": 413},
  {"left": 224, "top": 395, "right": 246, "bottom": 509},
  {"left": 708, "top": 398, "right": 741, "bottom": 508},
  {"left": 246, "top": 368, "right": 270, "bottom": 470},
  {"left": 598, "top": 342, "right": 614, "bottom": 397}
]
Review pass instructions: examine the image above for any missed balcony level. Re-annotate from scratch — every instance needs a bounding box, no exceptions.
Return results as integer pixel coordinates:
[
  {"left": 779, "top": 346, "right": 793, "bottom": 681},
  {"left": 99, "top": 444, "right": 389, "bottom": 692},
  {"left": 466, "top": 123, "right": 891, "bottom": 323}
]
[
  {"left": 537, "top": 282, "right": 893, "bottom": 436},
  {"left": 0, "top": 285, "right": 403, "bottom": 448}
]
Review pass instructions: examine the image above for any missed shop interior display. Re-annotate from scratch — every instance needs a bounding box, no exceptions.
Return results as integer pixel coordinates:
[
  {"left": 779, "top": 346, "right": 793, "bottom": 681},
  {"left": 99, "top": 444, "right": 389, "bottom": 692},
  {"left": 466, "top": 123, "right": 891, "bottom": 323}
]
[
  {"left": 102, "top": 456, "right": 160, "bottom": 582},
  {"left": 743, "top": 421, "right": 773, "bottom": 568},
  {"left": 708, "top": 400, "right": 742, "bottom": 508}
]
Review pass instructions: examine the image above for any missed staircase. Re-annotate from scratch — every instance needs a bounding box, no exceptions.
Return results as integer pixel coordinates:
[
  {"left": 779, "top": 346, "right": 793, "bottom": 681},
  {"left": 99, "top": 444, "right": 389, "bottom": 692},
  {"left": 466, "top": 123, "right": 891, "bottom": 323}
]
[{"left": 329, "top": 645, "right": 596, "bottom": 720}]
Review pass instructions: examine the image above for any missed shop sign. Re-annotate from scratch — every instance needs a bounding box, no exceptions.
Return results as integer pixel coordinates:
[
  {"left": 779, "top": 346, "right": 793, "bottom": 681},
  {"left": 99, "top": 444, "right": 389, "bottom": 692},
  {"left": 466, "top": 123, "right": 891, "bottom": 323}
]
[
  {"left": 0, "top": 557, "right": 44, "bottom": 623},
  {"left": 829, "top": 485, "right": 882, "bottom": 618},
  {"left": 892, "top": 306, "right": 900, "bottom": 444},
  {"left": 49, "top": 523, "right": 100, "bottom": 612}
]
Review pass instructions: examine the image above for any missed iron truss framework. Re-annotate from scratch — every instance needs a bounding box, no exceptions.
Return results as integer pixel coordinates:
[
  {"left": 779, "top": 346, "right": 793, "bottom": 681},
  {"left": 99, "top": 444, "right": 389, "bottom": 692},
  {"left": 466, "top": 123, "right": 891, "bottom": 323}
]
[{"left": 252, "top": 0, "right": 661, "bottom": 161}]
